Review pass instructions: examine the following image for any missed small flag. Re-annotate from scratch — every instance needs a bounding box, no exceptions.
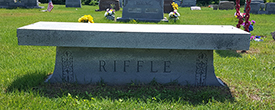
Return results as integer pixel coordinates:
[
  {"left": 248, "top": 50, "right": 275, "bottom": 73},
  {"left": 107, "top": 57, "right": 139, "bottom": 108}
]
[{"left": 47, "top": 0, "right": 54, "bottom": 12}]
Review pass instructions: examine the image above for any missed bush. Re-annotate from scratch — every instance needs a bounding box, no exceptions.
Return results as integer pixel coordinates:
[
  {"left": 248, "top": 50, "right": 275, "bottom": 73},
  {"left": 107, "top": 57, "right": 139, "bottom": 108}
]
[
  {"left": 40, "top": 0, "right": 66, "bottom": 4},
  {"left": 82, "top": 0, "right": 99, "bottom": 6},
  {"left": 196, "top": 0, "right": 245, "bottom": 6}
]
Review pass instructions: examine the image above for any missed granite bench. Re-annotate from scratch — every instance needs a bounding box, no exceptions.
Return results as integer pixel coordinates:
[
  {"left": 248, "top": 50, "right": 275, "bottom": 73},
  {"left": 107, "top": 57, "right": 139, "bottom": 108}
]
[{"left": 17, "top": 22, "right": 250, "bottom": 86}]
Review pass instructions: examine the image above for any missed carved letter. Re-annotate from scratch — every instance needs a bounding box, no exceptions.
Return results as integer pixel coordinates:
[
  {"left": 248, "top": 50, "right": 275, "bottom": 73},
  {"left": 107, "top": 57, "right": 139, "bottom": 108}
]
[
  {"left": 137, "top": 61, "right": 144, "bottom": 72},
  {"left": 113, "top": 60, "right": 117, "bottom": 72},
  {"left": 164, "top": 61, "right": 171, "bottom": 73},
  {"left": 150, "top": 61, "right": 158, "bottom": 73},
  {"left": 99, "top": 60, "right": 107, "bottom": 72},
  {"left": 124, "top": 60, "right": 130, "bottom": 72}
]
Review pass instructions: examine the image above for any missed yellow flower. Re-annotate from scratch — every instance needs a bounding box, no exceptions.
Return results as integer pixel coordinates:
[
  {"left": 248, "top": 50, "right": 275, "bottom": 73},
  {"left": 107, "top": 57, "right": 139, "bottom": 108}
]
[
  {"left": 171, "top": 2, "right": 178, "bottom": 10},
  {"left": 78, "top": 15, "right": 94, "bottom": 23}
]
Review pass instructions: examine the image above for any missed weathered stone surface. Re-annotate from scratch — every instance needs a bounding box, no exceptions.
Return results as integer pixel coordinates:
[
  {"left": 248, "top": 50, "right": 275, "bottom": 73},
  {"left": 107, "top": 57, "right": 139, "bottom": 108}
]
[
  {"left": 0, "top": 0, "right": 43, "bottom": 8},
  {"left": 17, "top": 22, "right": 251, "bottom": 86},
  {"left": 116, "top": 0, "right": 166, "bottom": 22},
  {"left": 180, "top": 0, "right": 196, "bottom": 7},
  {"left": 164, "top": 0, "right": 173, "bottom": 13},
  {"left": 17, "top": 22, "right": 250, "bottom": 50},
  {"left": 250, "top": 2, "right": 261, "bottom": 14},
  {"left": 219, "top": 1, "right": 234, "bottom": 10},
  {"left": 66, "top": 0, "right": 81, "bottom": 8},
  {"left": 97, "top": 0, "right": 120, "bottom": 11},
  {"left": 46, "top": 47, "right": 223, "bottom": 86},
  {"left": 266, "top": 3, "right": 275, "bottom": 14},
  {"left": 173, "top": 0, "right": 181, "bottom": 6}
]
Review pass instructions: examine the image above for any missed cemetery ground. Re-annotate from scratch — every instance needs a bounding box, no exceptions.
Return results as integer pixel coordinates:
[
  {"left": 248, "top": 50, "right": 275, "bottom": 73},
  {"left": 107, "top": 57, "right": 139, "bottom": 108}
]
[{"left": 0, "top": 4, "right": 274, "bottom": 109}]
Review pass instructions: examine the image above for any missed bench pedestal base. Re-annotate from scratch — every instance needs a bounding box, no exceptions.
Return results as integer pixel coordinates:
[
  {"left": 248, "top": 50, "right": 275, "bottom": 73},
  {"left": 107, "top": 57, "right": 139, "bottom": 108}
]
[{"left": 46, "top": 47, "right": 225, "bottom": 86}]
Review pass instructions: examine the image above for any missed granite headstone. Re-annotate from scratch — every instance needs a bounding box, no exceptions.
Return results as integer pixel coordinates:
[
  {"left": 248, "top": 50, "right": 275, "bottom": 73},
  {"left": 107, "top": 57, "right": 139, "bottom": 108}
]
[
  {"left": 180, "top": 0, "right": 196, "bottom": 7},
  {"left": 66, "top": 0, "right": 82, "bottom": 8},
  {"left": 213, "top": 5, "right": 218, "bottom": 10},
  {"left": 97, "top": 0, "right": 120, "bottom": 11},
  {"left": 272, "top": 31, "right": 275, "bottom": 40},
  {"left": 219, "top": 1, "right": 234, "bottom": 10},
  {"left": 117, "top": 0, "right": 167, "bottom": 22},
  {"left": 250, "top": 2, "right": 261, "bottom": 14},
  {"left": 164, "top": 0, "right": 173, "bottom": 13},
  {"left": 17, "top": 22, "right": 251, "bottom": 86},
  {"left": 0, "top": 0, "right": 43, "bottom": 8},
  {"left": 173, "top": 0, "right": 181, "bottom": 6},
  {"left": 266, "top": 3, "right": 275, "bottom": 14}
]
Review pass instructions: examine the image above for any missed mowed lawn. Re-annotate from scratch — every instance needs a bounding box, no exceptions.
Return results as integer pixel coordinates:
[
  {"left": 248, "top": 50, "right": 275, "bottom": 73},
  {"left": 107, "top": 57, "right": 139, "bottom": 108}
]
[{"left": 0, "top": 4, "right": 274, "bottom": 109}]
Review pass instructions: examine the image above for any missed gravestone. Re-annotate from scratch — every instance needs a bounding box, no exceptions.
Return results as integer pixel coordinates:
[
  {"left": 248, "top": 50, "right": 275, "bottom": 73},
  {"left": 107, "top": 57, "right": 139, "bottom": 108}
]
[
  {"left": 266, "top": 3, "right": 275, "bottom": 14},
  {"left": 250, "top": 2, "right": 261, "bottom": 14},
  {"left": 180, "top": 0, "right": 196, "bottom": 7},
  {"left": 119, "top": 0, "right": 122, "bottom": 7},
  {"left": 244, "top": 0, "right": 264, "bottom": 13},
  {"left": 219, "top": 1, "right": 234, "bottom": 10},
  {"left": 213, "top": 5, "right": 218, "bottom": 10},
  {"left": 173, "top": 0, "right": 181, "bottom": 6},
  {"left": 96, "top": 0, "right": 120, "bottom": 11},
  {"left": 271, "top": 31, "right": 275, "bottom": 40},
  {"left": 117, "top": 0, "right": 167, "bottom": 22},
  {"left": 0, "top": 0, "right": 8, "bottom": 8},
  {"left": 17, "top": 22, "right": 251, "bottom": 86},
  {"left": 190, "top": 6, "right": 201, "bottom": 10},
  {"left": 251, "top": 0, "right": 264, "bottom": 3},
  {"left": 164, "top": 0, "right": 173, "bottom": 13},
  {"left": 66, "top": 0, "right": 81, "bottom": 8},
  {"left": 0, "top": 0, "right": 43, "bottom": 8}
]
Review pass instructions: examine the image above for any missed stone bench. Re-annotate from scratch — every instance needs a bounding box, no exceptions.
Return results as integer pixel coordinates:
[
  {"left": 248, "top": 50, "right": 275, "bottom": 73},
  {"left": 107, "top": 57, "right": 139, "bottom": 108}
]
[{"left": 17, "top": 22, "right": 250, "bottom": 86}]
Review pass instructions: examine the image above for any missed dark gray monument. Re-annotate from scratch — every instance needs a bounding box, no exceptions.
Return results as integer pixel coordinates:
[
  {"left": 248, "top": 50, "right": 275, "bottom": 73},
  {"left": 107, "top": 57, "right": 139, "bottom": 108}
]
[
  {"left": 17, "top": 22, "right": 251, "bottom": 86},
  {"left": 219, "top": 1, "right": 234, "bottom": 10},
  {"left": 117, "top": 0, "right": 167, "bottom": 22},
  {"left": 66, "top": 0, "right": 81, "bottom": 8},
  {"left": 0, "top": 0, "right": 43, "bottom": 8},
  {"left": 250, "top": 2, "right": 261, "bottom": 14},
  {"left": 164, "top": 0, "right": 173, "bottom": 13},
  {"left": 173, "top": 0, "right": 181, "bottom": 6},
  {"left": 96, "top": 0, "right": 120, "bottom": 11},
  {"left": 266, "top": 3, "right": 275, "bottom": 14},
  {"left": 272, "top": 31, "right": 275, "bottom": 40},
  {"left": 180, "top": 0, "right": 196, "bottom": 7}
]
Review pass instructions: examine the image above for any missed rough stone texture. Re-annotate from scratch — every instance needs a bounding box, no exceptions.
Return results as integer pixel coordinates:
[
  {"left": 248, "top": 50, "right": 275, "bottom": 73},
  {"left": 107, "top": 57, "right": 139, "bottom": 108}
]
[
  {"left": 180, "top": 0, "right": 196, "bottom": 7},
  {"left": 66, "top": 0, "right": 82, "bottom": 8},
  {"left": 17, "top": 22, "right": 251, "bottom": 86},
  {"left": 164, "top": 0, "right": 173, "bottom": 13},
  {"left": 46, "top": 47, "right": 224, "bottom": 86},
  {"left": 266, "top": 3, "right": 275, "bottom": 14},
  {"left": 272, "top": 31, "right": 275, "bottom": 40},
  {"left": 97, "top": 0, "right": 120, "bottom": 11},
  {"left": 250, "top": 2, "right": 261, "bottom": 14},
  {"left": 251, "top": 0, "right": 264, "bottom": 3},
  {"left": 173, "top": 0, "right": 181, "bottom": 7},
  {"left": 219, "top": 1, "right": 234, "bottom": 10},
  {"left": 0, "top": 0, "right": 43, "bottom": 8},
  {"left": 116, "top": 0, "right": 166, "bottom": 22},
  {"left": 213, "top": 5, "right": 218, "bottom": 10}
]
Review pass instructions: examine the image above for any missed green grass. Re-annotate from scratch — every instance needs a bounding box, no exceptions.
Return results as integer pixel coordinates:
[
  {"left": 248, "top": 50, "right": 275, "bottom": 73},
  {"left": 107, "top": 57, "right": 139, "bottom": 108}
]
[{"left": 0, "top": 4, "right": 275, "bottom": 109}]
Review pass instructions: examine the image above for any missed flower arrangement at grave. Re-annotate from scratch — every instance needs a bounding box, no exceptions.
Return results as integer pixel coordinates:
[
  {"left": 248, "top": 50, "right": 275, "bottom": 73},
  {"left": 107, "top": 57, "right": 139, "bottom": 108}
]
[
  {"left": 104, "top": 8, "right": 115, "bottom": 20},
  {"left": 169, "top": 2, "right": 180, "bottom": 21},
  {"left": 78, "top": 15, "right": 94, "bottom": 23}
]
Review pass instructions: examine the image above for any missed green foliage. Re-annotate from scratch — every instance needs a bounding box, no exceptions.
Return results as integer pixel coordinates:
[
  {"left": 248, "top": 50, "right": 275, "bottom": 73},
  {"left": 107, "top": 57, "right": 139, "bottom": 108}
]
[
  {"left": 0, "top": 4, "right": 275, "bottom": 109},
  {"left": 197, "top": 0, "right": 220, "bottom": 6},
  {"left": 82, "top": 0, "right": 99, "bottom": 5},
  {"left": 40, "top": 0, "right": 66, "bottom": 4},
  {"left": 197, "top": 0, "right": 246, "bottom": 6}
]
